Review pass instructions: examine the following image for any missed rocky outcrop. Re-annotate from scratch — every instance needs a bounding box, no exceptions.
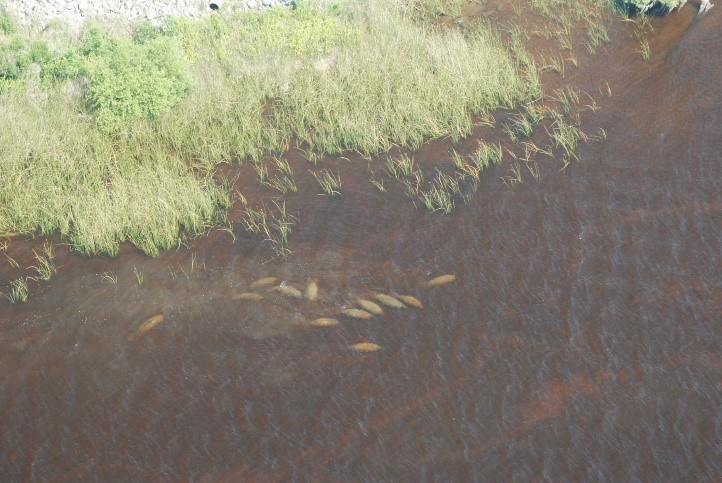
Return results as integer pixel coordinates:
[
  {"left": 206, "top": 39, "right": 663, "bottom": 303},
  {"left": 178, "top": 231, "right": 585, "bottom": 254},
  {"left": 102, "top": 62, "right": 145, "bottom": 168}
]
[
  {"left": 2, "top": 0, "right": 295, "bottom": 29},
  {"left": 621, "top": 0, "right": 713, "bottom": 14}
]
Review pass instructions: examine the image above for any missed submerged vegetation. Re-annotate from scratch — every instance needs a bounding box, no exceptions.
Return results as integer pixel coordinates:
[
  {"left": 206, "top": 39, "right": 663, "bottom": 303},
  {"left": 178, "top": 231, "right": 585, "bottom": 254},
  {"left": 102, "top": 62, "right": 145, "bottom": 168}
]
[{"left": 0, "top": 0, "right": 623, "bottom": 259}]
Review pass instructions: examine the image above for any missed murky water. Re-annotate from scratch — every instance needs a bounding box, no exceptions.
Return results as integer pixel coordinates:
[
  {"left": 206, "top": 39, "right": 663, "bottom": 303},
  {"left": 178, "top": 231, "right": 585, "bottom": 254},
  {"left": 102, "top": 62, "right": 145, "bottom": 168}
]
[{"left": 1, "top": 5, "right": 720, "bottom": 481}]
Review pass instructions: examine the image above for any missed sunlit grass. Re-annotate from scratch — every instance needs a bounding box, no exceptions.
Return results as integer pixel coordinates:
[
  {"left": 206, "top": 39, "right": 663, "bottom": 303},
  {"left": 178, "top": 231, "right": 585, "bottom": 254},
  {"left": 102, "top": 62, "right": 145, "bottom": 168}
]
[{"left": 311, "top": 168, "right": 342, "bottom": 197}]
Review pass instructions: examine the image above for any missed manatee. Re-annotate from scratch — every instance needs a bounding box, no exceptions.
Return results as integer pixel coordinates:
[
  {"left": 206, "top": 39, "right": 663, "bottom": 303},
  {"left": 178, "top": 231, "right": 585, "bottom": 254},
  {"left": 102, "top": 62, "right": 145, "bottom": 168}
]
[
  {"left": 274, "top": 282, "right": 303, "bottom": 299},
  {"left": 423, "top": 274, "right": 456, "bottom": 287},
  {"left": 358, "top": 299, "right": 384, "bottom": 315},
  {"left": 341, "top": 308, "right": 374, "bottom": 319},
  {"left": 128, "top": 314, "right": 164, "bottom": 341},
  {"left": 349, "top": 342, "right": 382, "bottom": 352},
  {"left": 373, "top": 293, "right": 405, "bottom": 309},
  {"left": 397, "top": 295, "right": 423, "bottom": 309},
  {"left": 250, "top": 276, "right": 277, "bottom": 289},
  {"left": 305, "top": 279, "right": 319, "bottom": 301},
  {"left": 311, "top": 318, "right": 339, "bottom": 327}
]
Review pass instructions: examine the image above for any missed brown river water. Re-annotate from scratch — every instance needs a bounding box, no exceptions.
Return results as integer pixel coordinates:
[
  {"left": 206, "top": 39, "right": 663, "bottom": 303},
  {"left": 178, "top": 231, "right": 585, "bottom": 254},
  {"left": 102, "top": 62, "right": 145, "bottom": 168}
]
[{"left": 1, "top": 4, "right": 720, "bottom": 481}]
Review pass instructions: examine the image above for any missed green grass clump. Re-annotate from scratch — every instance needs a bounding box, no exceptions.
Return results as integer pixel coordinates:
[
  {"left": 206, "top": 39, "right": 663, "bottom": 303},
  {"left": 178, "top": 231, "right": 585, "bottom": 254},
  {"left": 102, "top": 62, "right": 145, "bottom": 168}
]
[{"left": 0, "top": 91, "right": 230, "bottom": 257}]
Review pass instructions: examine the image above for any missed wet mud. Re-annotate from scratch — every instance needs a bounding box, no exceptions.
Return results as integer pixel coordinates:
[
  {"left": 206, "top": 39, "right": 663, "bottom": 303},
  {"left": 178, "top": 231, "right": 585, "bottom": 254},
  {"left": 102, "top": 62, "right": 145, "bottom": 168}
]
[{"left": 1, "top": 3, "right": 721, "bottom": 480}]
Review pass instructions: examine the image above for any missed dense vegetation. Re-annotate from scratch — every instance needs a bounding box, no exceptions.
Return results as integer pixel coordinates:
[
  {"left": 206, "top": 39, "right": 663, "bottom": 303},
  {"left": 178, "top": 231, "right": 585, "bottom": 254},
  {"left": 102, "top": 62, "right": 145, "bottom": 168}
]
[{"left": 0, "top": 0, "right": 612, "bottom": 257}]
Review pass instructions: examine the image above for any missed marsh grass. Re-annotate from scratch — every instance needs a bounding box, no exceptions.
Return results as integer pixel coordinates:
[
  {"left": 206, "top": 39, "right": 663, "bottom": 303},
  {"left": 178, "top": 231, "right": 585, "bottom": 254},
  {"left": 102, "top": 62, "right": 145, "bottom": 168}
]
[
  {"left": 0, "top": 0, "right": 618, "bottom": 256},
  {"left": 30, "top": 242, "right": 56, "bottom": 281},
  {"left": 0, "top": 1, "right": 535, "bottom": 256},
  {"left": 548, "top": 118, "right": 589, "bottom": 168},
  {"left": 312, "top": 168, "right": 342, "bottom": 196},
  {"left": 3, "top": 278, "right": 28, "bottom": 303},
  {"left": 101, "top": 271, "right": 118, "bottom": 284},
  {"left": 263, "top": 157, "right": 297, "bottom": 194},
  {"left": 133, "top": 265, "right": 144, "bottom": 285},
  {"left": 242, "top": 201, "right": 297, "bottom": 258}
]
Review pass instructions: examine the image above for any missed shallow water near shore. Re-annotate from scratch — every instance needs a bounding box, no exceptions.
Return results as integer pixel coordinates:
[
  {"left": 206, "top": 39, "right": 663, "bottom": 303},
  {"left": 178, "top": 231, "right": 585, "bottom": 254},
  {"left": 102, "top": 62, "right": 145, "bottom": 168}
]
[{"left": 1, "top": 5, "right": 721, "bottom": 480}]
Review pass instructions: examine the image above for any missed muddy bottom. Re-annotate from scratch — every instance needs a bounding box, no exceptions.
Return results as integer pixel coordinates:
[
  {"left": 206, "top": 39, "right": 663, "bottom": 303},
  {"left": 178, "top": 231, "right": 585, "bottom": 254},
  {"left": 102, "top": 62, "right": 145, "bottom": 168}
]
[{"left": 1, "top": 5, "right": 721, "bottom": 481}]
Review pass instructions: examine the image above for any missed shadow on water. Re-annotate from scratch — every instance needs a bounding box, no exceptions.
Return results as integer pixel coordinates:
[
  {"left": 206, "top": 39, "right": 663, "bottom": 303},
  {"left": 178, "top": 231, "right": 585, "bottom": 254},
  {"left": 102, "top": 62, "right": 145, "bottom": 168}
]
[{"left": 1, "top": 4, "right": 720, "bottom": 480}]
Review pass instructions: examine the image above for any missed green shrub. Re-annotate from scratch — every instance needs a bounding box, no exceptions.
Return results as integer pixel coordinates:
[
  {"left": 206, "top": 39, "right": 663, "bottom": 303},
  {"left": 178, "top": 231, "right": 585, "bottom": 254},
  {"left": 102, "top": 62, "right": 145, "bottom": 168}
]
[
  {"left": 0, "top": 37, "right": 52, "bottom": 80},
  {"left": 78, "top": 27, "right": 192, "bottom": 133},
  {"left": 0, "top": 9, "right": 15, "bottom": 35}
]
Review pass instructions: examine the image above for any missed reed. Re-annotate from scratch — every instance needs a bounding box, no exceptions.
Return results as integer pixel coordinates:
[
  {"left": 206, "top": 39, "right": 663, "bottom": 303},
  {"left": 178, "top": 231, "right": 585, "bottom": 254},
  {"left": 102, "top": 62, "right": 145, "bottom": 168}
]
[
  {"left": 312, "top": 168, "right": 342, "bottom": 197},
  {"left": 3, "top": 278, "right": 28, "bottom": 304}
]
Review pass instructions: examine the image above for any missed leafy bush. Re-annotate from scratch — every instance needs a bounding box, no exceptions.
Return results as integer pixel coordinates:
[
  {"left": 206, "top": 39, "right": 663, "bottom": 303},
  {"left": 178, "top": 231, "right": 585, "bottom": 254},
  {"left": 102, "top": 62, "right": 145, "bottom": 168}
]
[
  {"left": 0, "top": 37, "right": 52, "bottom": 80},
  {"left": 0, "top": 9, "right": 15, "bottom": 35},
  {"left": 77, "top": 27, "right": 192, "bottom": 133}
]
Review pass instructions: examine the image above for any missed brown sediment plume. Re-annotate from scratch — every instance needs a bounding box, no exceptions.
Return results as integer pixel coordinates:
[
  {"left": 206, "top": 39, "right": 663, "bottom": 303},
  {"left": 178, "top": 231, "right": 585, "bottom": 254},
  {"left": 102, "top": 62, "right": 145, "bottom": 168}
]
[{"left": 127, "top": 314, "right": 164, "bottom": 341}]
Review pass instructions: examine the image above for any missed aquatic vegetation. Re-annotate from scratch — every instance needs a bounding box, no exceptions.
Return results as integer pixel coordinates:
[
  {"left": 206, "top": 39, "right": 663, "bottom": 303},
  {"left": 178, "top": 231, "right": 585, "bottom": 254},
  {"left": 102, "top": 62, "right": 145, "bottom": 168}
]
[
  {"left": 263, "top": 157, "right": 297, "bottom": 194},
  {"left": 373, "top": 293, "right": 405, "bottom": 309},
  {"left": 471, "top": 142, "right": 503, "bottom": 170},
  {"left": 3, "top": 278, "right": 28, "bottom": 304},
  {"left": 128, "top": 314, "right": 165, "bottom": 341},
  {"left": 548, "top": 118, "right": 589, "bottom": 168},
  {"left": 242, "top": 202, "right": 297, "bottom": 258},
  {"left": 637, "top": 38, "right": 651, "bottom": 60},
  {"left": 397, "top": 295, "right": 424, "bottom": 309},
  {"left": 502, "top": 163, "right": 525, "bottom": 187},
  {"left": 386, "top": 154, "right": 416, "bottom": 180},
  {"left": 133, "top": 266, "right": 144, "bottom": 286},
  {"left": 311, "top": 168, "right": 342, "bottom": 197},
  {"left": 423, "top": 274, "right": 456, "bottom": 287},
  {"left": 358, "top": 299, "right": 384, "bottom": 316},
  {"left": 0, "top": 0, "right": 610, "bottom": 257},
  {"left": 341, "top": 308, "right": 374, "bottom": 319},
  {"left": 100, "top": 271, "right": 118, "bottom": 284},
  {"left": 29, "top": 242, "right": 55, "bottom": 281},
  {"left": 349, "top": 342, "right": 382, "bottom": 352},
  {"left": 418, "top": 170, "right": 462, "bottom": 214}
]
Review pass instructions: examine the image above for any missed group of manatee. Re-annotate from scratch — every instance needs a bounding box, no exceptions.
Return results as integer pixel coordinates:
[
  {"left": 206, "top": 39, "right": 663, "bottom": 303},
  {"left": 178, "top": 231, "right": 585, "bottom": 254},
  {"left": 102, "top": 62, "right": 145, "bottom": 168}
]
[{"left": 129, "top": 274, "right": 457, "bottom": 351}]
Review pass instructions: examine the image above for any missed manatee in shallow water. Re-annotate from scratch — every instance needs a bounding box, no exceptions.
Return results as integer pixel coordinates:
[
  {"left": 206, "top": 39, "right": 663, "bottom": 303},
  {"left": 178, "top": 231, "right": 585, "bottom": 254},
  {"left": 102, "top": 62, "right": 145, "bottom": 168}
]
[
  {"left": 341, "top": 308, "right": 374, "bottom": 319},
  {"left": 311, "top": 317, "right": 339, "bottom": 327},
  {"left": 305, "top": 279, "right": 319, "bottom": 301},
  {"left": 128, "top": 314, "right": 164, "bottom": 341},
  {"left": 423, "top": 274, "right": 456, "bottom": 287},
  {"left": 358, "top": 299, "right": 384, "bottom": 315},
  {"left": 349, "top": 342, "right": 382, "bottom": 352},
  {"left": 397, "top": 295, "right": 424, "bottom": 309},
  {"left": 250, "top": 276, "right": 277, "bottom": 289},
  {"left": 274, "top": 282, "right": 303, "bottom": 299},
  {"left": 373, "top": 293, "right": 405, "bottom": 309}
]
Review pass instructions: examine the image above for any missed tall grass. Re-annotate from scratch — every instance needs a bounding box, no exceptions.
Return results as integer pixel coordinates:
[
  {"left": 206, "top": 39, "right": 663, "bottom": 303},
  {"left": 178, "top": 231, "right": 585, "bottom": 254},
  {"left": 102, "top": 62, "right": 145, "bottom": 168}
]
[{"left": 0, "top": 0, "right": 549, "bottom": 256}]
